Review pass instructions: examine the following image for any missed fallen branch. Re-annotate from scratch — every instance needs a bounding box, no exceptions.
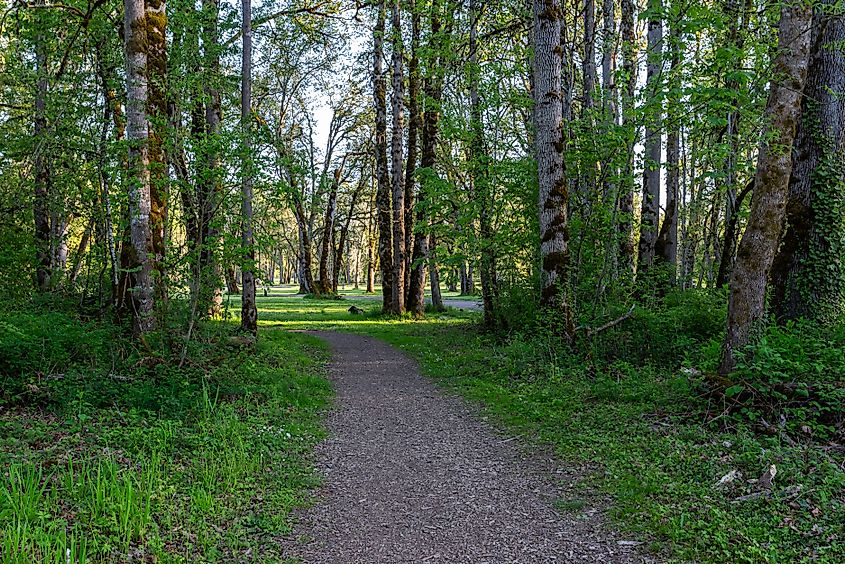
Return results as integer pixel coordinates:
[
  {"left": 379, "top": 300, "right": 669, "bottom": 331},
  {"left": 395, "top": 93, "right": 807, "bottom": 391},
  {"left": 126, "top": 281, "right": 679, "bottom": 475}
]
[{"left": 576, "top": 305, "right": 636, "bottom": 338}]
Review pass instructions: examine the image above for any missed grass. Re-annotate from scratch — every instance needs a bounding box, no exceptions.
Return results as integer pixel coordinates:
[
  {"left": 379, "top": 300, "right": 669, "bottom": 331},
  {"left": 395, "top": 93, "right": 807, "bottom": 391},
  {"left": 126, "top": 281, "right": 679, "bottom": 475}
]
[
  {"left": 3, "top": 291, "right": 843, "bottom": 562},
  {"left": 243, "top": 292, "right": 844, "bottom": 563},
  {"left": 1, "top": 315, "right": 331, "bottom": 562}
]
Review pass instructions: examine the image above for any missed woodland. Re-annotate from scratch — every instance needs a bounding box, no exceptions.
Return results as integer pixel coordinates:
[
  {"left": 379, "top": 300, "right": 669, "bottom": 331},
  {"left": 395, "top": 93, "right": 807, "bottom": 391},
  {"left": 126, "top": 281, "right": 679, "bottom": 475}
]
[{"left": 0, "top": 0, "right": 844, "bottom": 561}]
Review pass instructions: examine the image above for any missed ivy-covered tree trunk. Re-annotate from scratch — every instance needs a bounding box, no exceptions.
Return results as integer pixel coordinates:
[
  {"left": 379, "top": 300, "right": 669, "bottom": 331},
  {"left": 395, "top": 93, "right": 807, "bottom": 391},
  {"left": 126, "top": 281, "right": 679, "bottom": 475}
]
[
  {"left": 124, "top": 0, "right": 156, "bottom": 334},
  {"left": 390, "top": 0, "right": 406, "bottom": 314},
  {"left": 534, "top": 0, "right": 574, "bottom": 337},
  {"left": 719, "top": 1, "right": 813, "bottom": 375},
  {"left": 373, "top": 0, "right": 394, "bottom": 312},
  {"left": 770, "top": 3, "right": 845, "bottom": 324},
  {"left": 637, "top": 0, "right": 663, "bottom": 275}
]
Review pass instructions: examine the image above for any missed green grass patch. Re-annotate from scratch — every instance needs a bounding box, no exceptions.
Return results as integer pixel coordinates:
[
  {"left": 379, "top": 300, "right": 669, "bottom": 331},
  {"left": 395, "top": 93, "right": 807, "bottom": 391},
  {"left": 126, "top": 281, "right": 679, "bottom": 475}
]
[{"left": 1, "top": 311, "right": 331, "bottom": 562}]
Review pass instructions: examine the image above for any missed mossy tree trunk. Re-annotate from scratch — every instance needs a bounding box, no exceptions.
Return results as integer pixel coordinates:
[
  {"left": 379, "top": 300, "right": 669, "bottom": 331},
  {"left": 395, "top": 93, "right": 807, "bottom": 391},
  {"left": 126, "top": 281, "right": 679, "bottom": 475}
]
[{"left": 719, "top": 0, "right": 813, "bottom": 375}]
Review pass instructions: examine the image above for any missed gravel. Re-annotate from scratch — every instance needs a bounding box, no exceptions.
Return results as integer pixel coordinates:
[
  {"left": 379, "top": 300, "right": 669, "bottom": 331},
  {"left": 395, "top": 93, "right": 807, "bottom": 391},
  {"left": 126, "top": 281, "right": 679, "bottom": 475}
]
[{"left": 283, "top": 331, "right": 651, "bottom": 563}]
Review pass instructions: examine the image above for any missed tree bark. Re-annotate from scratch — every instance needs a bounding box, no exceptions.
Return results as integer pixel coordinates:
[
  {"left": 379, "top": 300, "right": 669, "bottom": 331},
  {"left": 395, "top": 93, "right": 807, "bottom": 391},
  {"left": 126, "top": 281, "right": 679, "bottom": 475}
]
[
  {"left": 719, "top": 1, "right": 812, "bottom": 375},
  {"left": 617, "top": 0, "right": 636, "bottom": 277},
  {"left": 534, "top": 0, "right": 574, "bottom": 336},
  {"left": 770, "top": 3, "right": 845, "bottom": 324},
  {"left": 637, "top": 0, "right": 663, "bottom": 275},
  {"left": 374, "top": 0, "right": 394, "bottom": 312},
  {"left": 404, "top": 0, "right": 421, "bottom": 305},
  {"left": 240, "top": 0, "right": 257, "bottom": 333},
  {"left": 318, "top": 168, "right": 340, "bottom": 294},
  {"left": 145, "top": 0, "right": 168, "bottom": 300},
  {"left": 124, "top": 0, "right": 156, "bottom": 334},
  {"left": 390, "top": 0, "right": 406, "bottom": 314}
]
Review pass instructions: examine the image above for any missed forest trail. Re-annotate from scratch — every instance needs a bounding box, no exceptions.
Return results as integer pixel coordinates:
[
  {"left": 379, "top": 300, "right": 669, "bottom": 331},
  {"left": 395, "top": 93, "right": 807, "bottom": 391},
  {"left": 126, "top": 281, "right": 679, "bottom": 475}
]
[{"left": 284, "top": 331, "right": 645, "bottom": 563}]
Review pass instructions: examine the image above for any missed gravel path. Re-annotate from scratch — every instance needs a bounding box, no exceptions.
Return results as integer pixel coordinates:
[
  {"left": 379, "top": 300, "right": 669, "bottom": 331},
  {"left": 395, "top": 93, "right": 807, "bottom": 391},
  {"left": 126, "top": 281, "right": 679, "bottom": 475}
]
[{"left": 285, "top": 332, "right": 647, "bottom": 563}]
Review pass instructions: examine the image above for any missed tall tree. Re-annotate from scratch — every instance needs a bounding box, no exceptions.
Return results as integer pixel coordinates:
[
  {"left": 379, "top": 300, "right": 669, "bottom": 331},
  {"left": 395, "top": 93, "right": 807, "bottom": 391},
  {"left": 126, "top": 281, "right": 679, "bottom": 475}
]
[
  {"left": 390, "top": 0, "right": 406, "bottom": 314},
  {"left": 534, "top": 0, "right": 574, "bottom": 336},
  {"left": 124, "top": 0, "right": 156, "bottom": 334},
  {"left": 33, "top": 2, "right": 51, "bottom": 291},
  {"left": 469, "top": 0, "right": 496, "bottom": 326},
  {"left": 404, "top": 0, "right": 421, "bottom": 305},
  {"left": 146, "top": 0, "right": 168, "bottom": 299},
  {"left": 373, "top": 0, "right": 394, "bottom": 312},
  {"left": 240, "top": 0, "right": 257, "bottom": 333},
  {"left": 637, "top": 0, "right": 663, "bottom": 274},
  {"left": 720, "top": 0, "right": 813, "bottom": 375},
  {"left": 770, "top": 2, "right": 845, "bottom": 324},
  {"left": 617, "top": 0, "right": 637, "bottom": 277}
]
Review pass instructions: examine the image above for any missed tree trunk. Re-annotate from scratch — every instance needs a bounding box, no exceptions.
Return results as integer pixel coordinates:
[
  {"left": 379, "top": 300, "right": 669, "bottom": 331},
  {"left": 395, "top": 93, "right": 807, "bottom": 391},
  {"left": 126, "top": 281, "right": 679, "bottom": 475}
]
[
  {"left": 719, "top": 1, "right": 812, "bottom": 375},
  {"left": 390, "top": 0, "right": 406, "bottom": 314},
  {"left": 429, "top": 233, "right": 445, "bottom": 311},
  {"left": 404, "top": 0, "right": 421, "bottom": 305},
  {"left": 636, "top": 0, "right": 663, "bottom": 275},
  {"left": 534, "top": 0, "right": 574, "bottom": 336},
  {"left": 617, "top": 0, "right": 636, "bottom": 277},
  {"left": 470, "top": 0, "right": 496, "bottom": 326},
  {"left": 124, "top": 0, "right": 156, "bottom": 334},
  {"left": 145, "top": 0, "right": 168, "bottom": 300},
  {"left": 295, "top": 198, "right": 315, "bottom": 294},
  {"left": 770, "top": 3, "right": 845, "bottom": 324},
  {"left": 240, "top": 0, "right": 257, "bottom": 333},
  {"left": 374, "top": 0, "right": 394, "bottom": 312},
  {"left": 34, "top": 4, "right": 51, "bottom": 292},
  {"left": 318, "top": 169, "right": 340, "bottom": 294},
  {"left": 655, "top": 19, "right": 680, "bottom": 275}
]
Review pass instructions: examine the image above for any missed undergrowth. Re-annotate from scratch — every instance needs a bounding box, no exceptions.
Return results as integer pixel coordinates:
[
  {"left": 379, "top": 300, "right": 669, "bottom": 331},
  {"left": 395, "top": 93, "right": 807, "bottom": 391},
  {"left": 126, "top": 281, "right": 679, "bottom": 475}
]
[{"left": 0, "top": 308, "right": 331, "bottom": 562}]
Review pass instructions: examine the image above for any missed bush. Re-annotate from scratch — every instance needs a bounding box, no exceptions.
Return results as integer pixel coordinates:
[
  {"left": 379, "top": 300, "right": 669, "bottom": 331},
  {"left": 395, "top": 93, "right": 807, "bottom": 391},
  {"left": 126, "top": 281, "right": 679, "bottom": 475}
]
[
  {"left": 723, "top": 320, "right": 845, "bottom": 439},
  {"left": 0, "top": 312, "right": 120, "bottom": 404}
]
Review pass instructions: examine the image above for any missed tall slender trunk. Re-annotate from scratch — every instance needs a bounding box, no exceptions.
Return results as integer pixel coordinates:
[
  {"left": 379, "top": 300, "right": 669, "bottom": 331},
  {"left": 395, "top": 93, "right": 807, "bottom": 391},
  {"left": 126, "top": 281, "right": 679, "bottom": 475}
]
[
  {"left": 34, "top": 4, "right": 52, "bottom": 292},
  {"left": 720, "top": 1, "right": 812, "bottom": 375},
  {"left": 617, "top": 0, "right": 636, "bottom": 277},
  {"left": 390, "top": 0, "right": 406, "bottom": 314},
  {"left": 637, "top": 0, "right": 663, "bottom": 275},
  {"left": 404, "top": 0, "right": 421, "bottom": 305},
  {"left": 534, "top": 0, "right": 573, "bottom": 336},
  {"left": 124, "top": 0, "right": 155, "bottom": 334},
  {"left": 374, "top": 0, "right": 394, "bottom": 312},
  {"left": 655, "top": 19, "right": 680, "bottom": 275},
  {"left": 715, "top": 0, "right": 750, "bottom": 288},
  {"left": 240, "top": 0, "right": 257, "bottom": 333},
  {"left": 470, "top": 0, "right": 496, "bottom": 326},
  {"left": 145, "top": 0, "right": 168, "bottom": 299}
]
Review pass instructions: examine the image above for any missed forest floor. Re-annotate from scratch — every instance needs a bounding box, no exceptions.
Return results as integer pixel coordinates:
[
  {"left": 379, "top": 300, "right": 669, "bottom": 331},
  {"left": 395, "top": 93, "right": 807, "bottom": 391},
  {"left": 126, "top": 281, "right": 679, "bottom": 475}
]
[
  {"left": 2, "top": 293, "right": 841, "bottom": 562},
  {"left": 282, "top": 331, "right": 641, "bottom": 563}
]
